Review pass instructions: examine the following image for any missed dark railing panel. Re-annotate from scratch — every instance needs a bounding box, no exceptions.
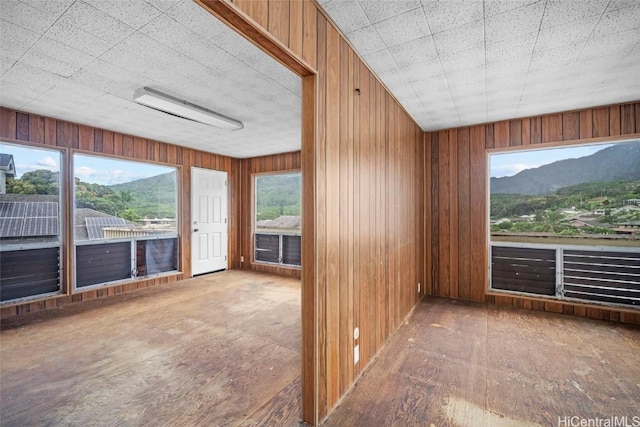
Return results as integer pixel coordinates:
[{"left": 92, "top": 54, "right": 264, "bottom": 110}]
[
  {"left": 136, "top": 238, "right": 178, "bottom": 276},
  {"left": 564, "top": 249, "right": 640, "bottom": 307},
  {"left": 255, "top": 234, "right": 280, "bottom": 263},
  {"left": 0, "top": 247, "right": 60, "bottom": 301},
  {"left": 76, "top": 242, "right": 131, "bottom": 288},
  {"left": 282, "top": 235, "right": 301, "bottom": 266},
  {"left": 491, "top": 246, "right": 556, "bottom": 295}
]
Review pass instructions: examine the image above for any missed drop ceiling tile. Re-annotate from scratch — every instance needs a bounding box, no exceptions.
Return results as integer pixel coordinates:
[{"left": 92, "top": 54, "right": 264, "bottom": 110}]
[
  {"left": 439, "top": 46, "right": 485, "bottom": 73},
  {"left": 44, "top": 19, "right": 113, "bottom": 57},
  {"left": 139, "top": 13, "right": 193, "bottom": 51},
  {"left": 591, "top": 4, "right": 640, "bottom": 38},
  {"left": 70, "top": 58, "right": 156, "bottom": 99},
  {"left": 0, "top": 61, "right": 63, "bottom": 107},
  {"left": 165, "top": 0, "right": 227, "bottom": 41},
  {"left": 358, "top": 0, "right": 421, "bottom": 24},
  {"left": 486, "top": 59, "right": 530, "bottom": 78},
  {"left": 388, "top": 35, "right": 438, "bottom": 67},
  {"left": 484, "top": 0, "right": 541, "bottom": 17},
  {"left": 486, "top": 32, "right": 536, "bottom": 64},
  {"left": 1, "top": 57, "right": 16, "bottom": 75},
  {"left": 20, "top": 36, "right": 96, "bottom": 78},
  {"left": 322, "top": 0, "right": 370, "bottom": 33},
  {"left": 57, "top": 1, "right": 134, "bottom": 45},
  {"left": 433, "top": 19, "right": 484, "bottom": 54},
  {"left": 485, "top": 1, "right": 545, "bottom": 44},
  {"left": 399, "top": 57, "right": 443, "bottom": 81},
  {"left": 580, "top": 28, "right": 640, "bottom": 61},
  {"left": 529, "top": 41, "right": 582, "bottom": 71},
  {"left": 20, "top": 0, "right": 75, "bottom": 17},
  {"left": 0, "top": 20, "right": 40, "bottom": 61},
  {"left": 144, "top": 0, "right": 182, "bottom": 12},
  {"left": 362, "top": 49, "right": 399, "bottom": 74},
  {"left": 83, "top": 0, "right": 162, "bottom": 30},
  {"left": 424, "top": 0, "right": 483, "bottom": 34},
  {"left": 345, "top": 26, "right": 386, "bottom": 56},
  {"left": 99, "top": 33, "right": 191, "bottom": 88},
  {"left": 1, "top": 0, "right": 58, "bottom": 33},
  {"left": 445, "top": 65, "right": 486, "bottom": 86},
  {"left": 605, "top": 0, "right": 640, "bottom": 12},
  {"left": 540, "top": 0, "right": 608, "bottom": 28},
  {"left": 535, "top": 16, "right": 599, "bottom": 51},
  {"left": 410, "top": 76, "right": 449, "bottom": 93},
  {"left": 373, "top": 7, "right": 431, "bottom": 48}
]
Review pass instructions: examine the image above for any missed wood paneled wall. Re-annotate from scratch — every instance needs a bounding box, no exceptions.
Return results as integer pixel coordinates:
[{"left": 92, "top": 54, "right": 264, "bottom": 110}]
[
  {"left": 236, "top": 151, "right": 302, "bottom": 278},
  {"left": 0, "top": 107, "right": 241, "bottom": 317},
  {"left": 425, "top": 102, "right": 640, "bottom": 325},
  {"left": 197, "top": 0, "right": 425, "bottom": 423}
]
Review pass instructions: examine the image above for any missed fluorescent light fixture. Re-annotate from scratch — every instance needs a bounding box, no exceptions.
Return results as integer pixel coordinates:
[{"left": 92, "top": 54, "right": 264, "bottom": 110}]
[{"left": 134, "top": 87, "right": 243, "bottom": 130}]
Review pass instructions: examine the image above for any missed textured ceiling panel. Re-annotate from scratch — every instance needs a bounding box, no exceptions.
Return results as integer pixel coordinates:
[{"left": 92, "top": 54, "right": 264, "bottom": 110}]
[
  {"left": 0, "top": 0, "right": 301, "bottom": 158},
  {"left": 319, "top": 0, "right": 640, "bottom": 131}
]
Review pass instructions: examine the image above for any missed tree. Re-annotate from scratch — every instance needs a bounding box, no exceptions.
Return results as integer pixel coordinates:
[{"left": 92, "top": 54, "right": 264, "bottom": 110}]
[{"left": 540, "top": 210, "right": 565, "bottom": 233}]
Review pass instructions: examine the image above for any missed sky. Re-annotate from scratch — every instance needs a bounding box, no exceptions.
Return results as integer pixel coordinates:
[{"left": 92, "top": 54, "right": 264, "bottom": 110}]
[
  {"left": 1, "top": 143, "right": 174, "bottom": 185},
  {"left": 490, "top": 142, "right": 616, "bottom": 178}
]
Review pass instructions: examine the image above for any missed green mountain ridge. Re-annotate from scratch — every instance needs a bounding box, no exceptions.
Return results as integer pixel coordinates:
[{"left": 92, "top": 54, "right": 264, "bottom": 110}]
[{"left": 491, "top": 141, "right": 640, "bottom": 195}]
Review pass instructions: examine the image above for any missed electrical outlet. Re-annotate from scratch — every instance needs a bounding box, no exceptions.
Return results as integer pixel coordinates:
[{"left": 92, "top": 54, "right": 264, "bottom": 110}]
[{"left": 240, "top": 256, "right": 244, "bottom": 262}]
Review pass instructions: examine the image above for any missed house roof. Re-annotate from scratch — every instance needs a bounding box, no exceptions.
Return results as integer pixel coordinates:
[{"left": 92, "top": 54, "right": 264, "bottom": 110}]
[
  {"left": 256, "top": 215, "right": 301, "bottom": 230},
  {"left": 0, "top": 154, "right": 15, "bottom": 174}
]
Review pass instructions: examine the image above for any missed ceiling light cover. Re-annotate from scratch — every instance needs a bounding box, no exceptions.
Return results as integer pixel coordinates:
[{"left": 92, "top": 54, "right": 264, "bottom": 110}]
[{"left": 134, "top": 87, "right": 244, "bottom": 131}]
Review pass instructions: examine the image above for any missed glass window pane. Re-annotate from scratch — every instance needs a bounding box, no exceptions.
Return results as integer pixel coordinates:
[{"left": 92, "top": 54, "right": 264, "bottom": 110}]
[
  {"left": 0, "top": 142, "right": 62, "bottom": 301},
  {"left": 254, "top": 171, "right": 301, "bottom": 267},
  {"left": 74, "top": 154, "right": 178, "bottom": 242}
]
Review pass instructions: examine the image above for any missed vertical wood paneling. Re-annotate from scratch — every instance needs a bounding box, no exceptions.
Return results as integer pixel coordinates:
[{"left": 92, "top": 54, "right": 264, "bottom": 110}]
[
  {"left": 562, "top": 112, "right": 580, "bottom": 141},
  {"left": 324, "top": 23, "right": 341, "bottom": 407},
  {"left": 609, "top": 105, "right": 621, "bottom": 136},
  {"left": 621, "top": 104, "right": 635, "bottom": 134},
  {"left": 593, "top": 107, "right": 610, "bottom": 137},
  {"left": 268, "top": 0, "right": 290, "bottom": 46},
  {"left": 438, "top": 130, "right": 451, "bottom": 297},
  {"left": 494, "top": 121, "right": 509, "bottom": 148},
  {"left": 542, "top": 114, "right": 562, "bottom": 142},
  {"left": 429, "top": 101, "right": 640, "bottom": 325},
  {"left": 457, "top": 128, "right": 471, "bottom": 300},
  {"left": 16, "top": 112, "right": 29, "bottom": 141},
  {"left": 448, "top": 129, "right": 458, "bottom": 299},
  {"left": 289, "top": 0, "right": 303, "bottom": 57},
  {"left": 509, "top": 120, "right": 522, "bottom": 146}
]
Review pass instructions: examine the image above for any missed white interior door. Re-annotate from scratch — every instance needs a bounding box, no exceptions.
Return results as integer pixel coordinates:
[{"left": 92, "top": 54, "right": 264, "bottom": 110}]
[{"left": 191, "top": 167, "right": 228, "bottom": 275}]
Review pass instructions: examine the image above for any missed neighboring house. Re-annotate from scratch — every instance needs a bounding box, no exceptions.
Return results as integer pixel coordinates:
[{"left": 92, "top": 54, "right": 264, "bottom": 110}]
[{"left": 0, "top": 153, "right": 16, "bottom": 194}]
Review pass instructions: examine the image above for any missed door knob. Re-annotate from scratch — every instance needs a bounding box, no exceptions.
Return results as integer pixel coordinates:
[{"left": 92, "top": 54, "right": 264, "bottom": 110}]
[{"left": 193, "top": 228, "right": 199, "bottom": 232}]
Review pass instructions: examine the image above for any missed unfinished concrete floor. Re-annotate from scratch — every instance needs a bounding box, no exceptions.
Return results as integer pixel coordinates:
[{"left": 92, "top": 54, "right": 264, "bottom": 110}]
[
  {"left": 0, "top": 270, "right": 301, "bottom": 426},
  {"left": 324, "top": 297, "right": 640, "bottom": 426}
]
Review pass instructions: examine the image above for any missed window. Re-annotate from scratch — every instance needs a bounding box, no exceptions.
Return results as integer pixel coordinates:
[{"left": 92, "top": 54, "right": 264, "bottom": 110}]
[
  {"left": 73, "top": 154, "right": 178, "bottom": 288},
  {"left": 488, "top": 139, "right": 640, "bottom": 308},
  {"left": 254, "top": 172, "right": 301, "bottom": 267},
  {"left": 0, "top": 142, "right": 63, "bottom": 302}
]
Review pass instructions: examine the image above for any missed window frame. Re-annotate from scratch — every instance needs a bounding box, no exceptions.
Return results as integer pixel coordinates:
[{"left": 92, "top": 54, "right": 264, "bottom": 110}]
[
  {"left": 252, "top": 170, "right": 302, "bottom": 268},
  {"left": 71, "top": 152, "right": 180, "bottom": 292},
  {"left": 486, "top": 137, "right": 640, "bottom": 310},
  {"left": 0, "top": 141, "right": 66, "bottom": 304}
]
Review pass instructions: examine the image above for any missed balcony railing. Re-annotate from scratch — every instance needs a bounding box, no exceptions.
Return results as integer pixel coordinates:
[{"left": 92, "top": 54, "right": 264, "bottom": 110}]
[
  {"left": 254, "top": 233, "right": 301, "bottom": 267},
  {"left": 490, "top": 242, "right": 640, "bottom": 308}
]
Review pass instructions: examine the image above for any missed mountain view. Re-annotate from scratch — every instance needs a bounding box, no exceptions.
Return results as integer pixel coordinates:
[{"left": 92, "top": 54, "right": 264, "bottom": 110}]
[
  {"left": 490, "top": 141, "right": 640, "bottom": 239},
  {"left": 491, "top": 141, "right": 640, "bottom": 195}
]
